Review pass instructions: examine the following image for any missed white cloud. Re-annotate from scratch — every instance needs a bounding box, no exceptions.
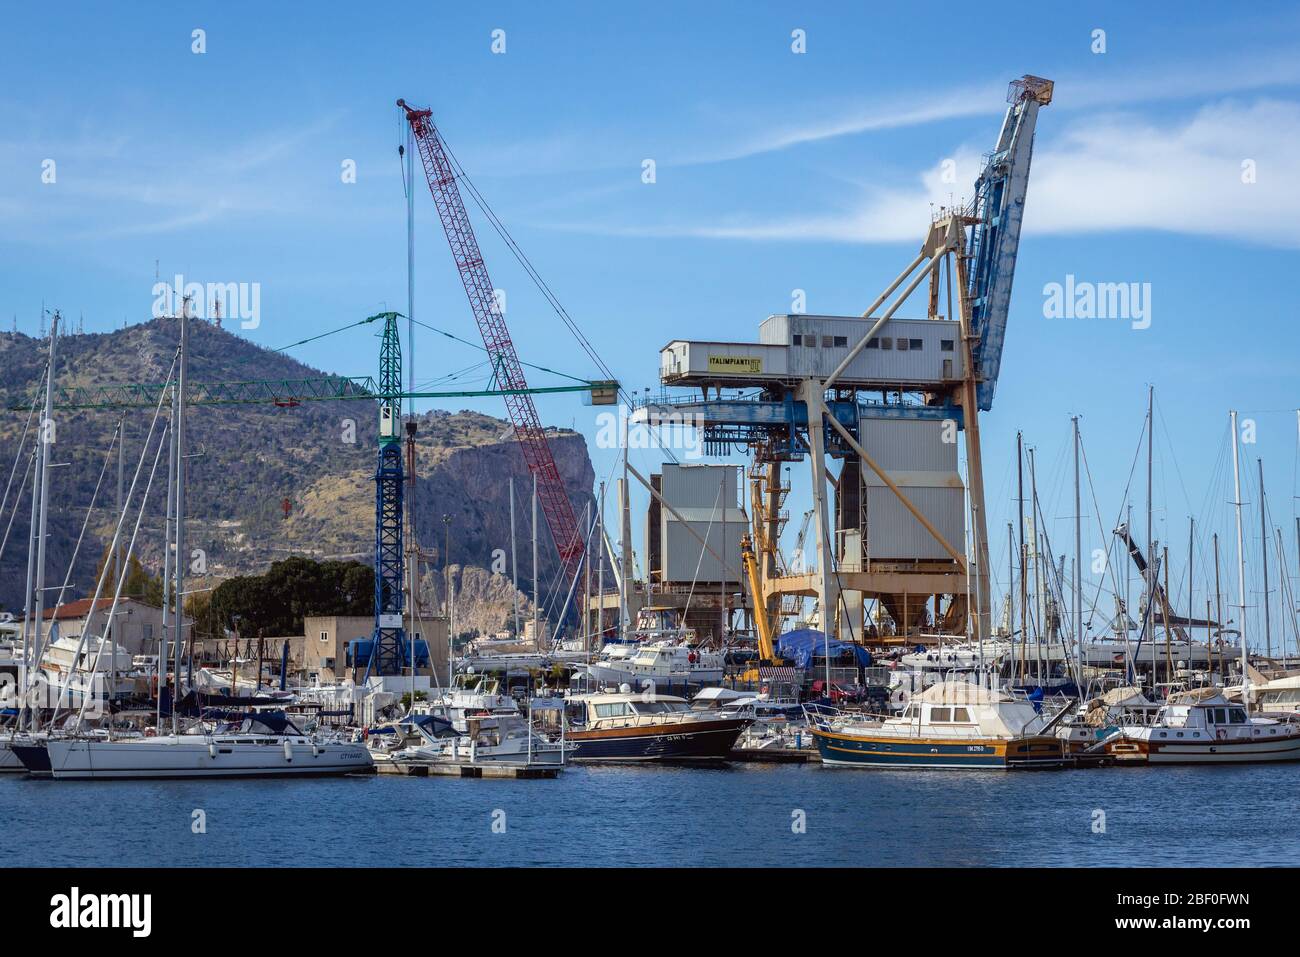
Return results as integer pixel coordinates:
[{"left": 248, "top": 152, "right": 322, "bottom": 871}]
[
  {"left": 555, "top": 98, "right": 1300, "bottom": 250},
  {"left": 1027, "top": 99, "right": 1300, "bottom": 247}
]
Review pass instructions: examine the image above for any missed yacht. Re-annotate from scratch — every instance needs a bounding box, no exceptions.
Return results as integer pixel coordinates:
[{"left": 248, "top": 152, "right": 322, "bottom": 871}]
[
  {"left": 563, "top": 690, "right": 752, "bottom": 762},
  {"left": 388, "top": 709, "right": 570, "bottom": 768},
  {"left": 412, "top": 673, "right": 521, "bottom": 731},
  {"left": 1229, "top": 673, "right": 1300, "bottom": 713},
  {"left": 1056, "top": 685, "right": 1159, "bottom": 753},
  {"left": 584, "top": 640, "right": 724, "bottom": 691},
  {"left": 807, "top": 679, "right": 1067, "bottom": 770},
  {"left": 1103, "top": 689, "right": 1300, "bottom": 764},
  {"left": 14, "top": 711, "right": 373, "bottom": 779}
]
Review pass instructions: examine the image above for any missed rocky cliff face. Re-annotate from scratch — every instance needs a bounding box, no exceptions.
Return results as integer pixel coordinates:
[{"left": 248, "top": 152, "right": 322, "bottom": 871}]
[{"left": 0, "top": 319, "right": 596, "bottom": 636}]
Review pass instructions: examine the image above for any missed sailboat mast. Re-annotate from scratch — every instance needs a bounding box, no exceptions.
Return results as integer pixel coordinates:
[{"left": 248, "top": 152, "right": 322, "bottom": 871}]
[
  {"left": 1257, "top": 458, "right": 1271, "bottom": 660},
  {"left": 171, "top": 304, "right": 188, "bottom": 736},
  {"left": 510, "top": 477, "right": 519, "bottom": 637},
  {"left": 1028, "top": 446, "right": 1043, "bottom": 682},
  {"left": 1213, "top": 532, "right": 1223, "bottom": 681},
  {"left": 1187, "top": 516, "right": 1194, "bottom": 673},
  {"left": 27, "top": 311, "right": 58, "bottom": 731},
  {"left": 1073, "top": 416, "right": 1082, "bottom": 676},
  {"left": 1229, "top": 410, "right": 1249, "bottom": 709},
  {"left": 583, "top": 501, "right": 592, "bottom": 653},
  {"left": 597, "top": 481, "right": 605, "bottom": 647},
  {"left": 1145, "top": 386, "right": 1155, "bottom": 691},
  {"left": 158, "top": 393, "right": 177, "bottom": 729},
  {"left": 1016, "top": 431, "right": 1026, "bottom": 682}
]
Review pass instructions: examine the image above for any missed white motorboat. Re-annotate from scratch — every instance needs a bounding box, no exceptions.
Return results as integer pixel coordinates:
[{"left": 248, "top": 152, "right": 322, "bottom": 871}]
[
  {"left": 17, "top": 711, "right": 373, "bottom": 779},
  {"left": 1056, "top": 685, "right": 1159, "bottom": 753},
  {"left": 584, "top": 640, "right": 724, "bottom": 690},
  {"left": 1103, "top": 689, "right": 1300, "bottom": 764},
  {"left": 390, "top": 708, "right": 570, "bottom": 768}
]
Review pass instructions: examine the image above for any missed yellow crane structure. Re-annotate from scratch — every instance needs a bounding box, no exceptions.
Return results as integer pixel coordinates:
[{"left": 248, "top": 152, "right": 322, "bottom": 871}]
[{"left": 738, "top": 533, "right": 788, "bottom": 683}]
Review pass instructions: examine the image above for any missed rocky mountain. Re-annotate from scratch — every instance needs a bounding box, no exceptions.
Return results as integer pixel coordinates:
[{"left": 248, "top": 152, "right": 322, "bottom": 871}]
[{"left": 0, "top": 318, "right": 596, "bottom": 636}]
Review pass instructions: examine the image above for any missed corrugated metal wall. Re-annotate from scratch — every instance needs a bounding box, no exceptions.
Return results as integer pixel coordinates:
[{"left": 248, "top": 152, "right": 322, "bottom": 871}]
[
  {"left": 859, "top": 418, "right": 964, "bottom": 562},
  {"left": 660, "top": 464, "right": 745, "bottom": 583}
]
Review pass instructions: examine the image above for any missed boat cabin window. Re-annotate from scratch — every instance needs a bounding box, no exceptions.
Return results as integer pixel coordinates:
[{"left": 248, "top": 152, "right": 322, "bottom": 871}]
[
  {"left": 930, "top": 707, "right": 952, "bottom": 723},
  {"left": 1229, "top": 708, "right": 1247, "bottom": 724},
  {"left": 631, "top": 700, "right": 687, "bottom": 715},
  {"left": 1211, "top": 708, "right": 1228, "bottom": 724},
  {"left": 594, "top": 702, "right": 632, "bottom": 718},
  {"left": 951, "top": 707, "right": 972, "bottom": 723}
]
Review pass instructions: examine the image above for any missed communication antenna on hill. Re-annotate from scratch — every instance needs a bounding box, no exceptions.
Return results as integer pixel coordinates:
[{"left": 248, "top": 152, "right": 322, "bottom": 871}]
[{"left": 213, "top": 298, "right": 222, "bottom": 329}]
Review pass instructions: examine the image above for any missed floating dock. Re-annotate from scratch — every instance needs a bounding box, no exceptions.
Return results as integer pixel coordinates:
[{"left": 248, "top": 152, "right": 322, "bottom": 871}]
[{"left": 373, "top": 755, "right": 561, "bottom": 778}]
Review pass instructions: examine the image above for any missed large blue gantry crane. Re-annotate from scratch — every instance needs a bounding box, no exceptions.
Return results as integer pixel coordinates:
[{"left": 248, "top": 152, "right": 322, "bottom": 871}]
[
  {"left": 635, "top": 75, "right": 1053, "bottom": 644},
  {"left": 965, "top": 75, "right": 1054, "bottom": 412}
]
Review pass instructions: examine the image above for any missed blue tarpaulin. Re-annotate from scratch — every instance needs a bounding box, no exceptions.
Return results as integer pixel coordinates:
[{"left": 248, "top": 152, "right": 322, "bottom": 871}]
[{"left": 777, "top": 629, "right": 871, "bottom": 669}]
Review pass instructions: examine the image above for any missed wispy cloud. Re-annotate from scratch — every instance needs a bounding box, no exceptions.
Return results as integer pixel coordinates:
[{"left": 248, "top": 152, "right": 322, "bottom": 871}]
[
  {"left": 0, "top": 112, "right": 347, "bottom": 238},
  {"left": 677, "top": 46, "right": 1300, "bottom": 166},
  {"left": 680, "top": 83, "right": 1004, "bottom": 165},
  {"left": 546, "top": 96, "right": 1300, "bottom": 250}
]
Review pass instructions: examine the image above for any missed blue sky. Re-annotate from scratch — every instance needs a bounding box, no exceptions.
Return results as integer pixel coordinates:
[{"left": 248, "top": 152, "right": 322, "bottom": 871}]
[{"left": 4, "top": 2, "right": 1300, "bottom": 647}]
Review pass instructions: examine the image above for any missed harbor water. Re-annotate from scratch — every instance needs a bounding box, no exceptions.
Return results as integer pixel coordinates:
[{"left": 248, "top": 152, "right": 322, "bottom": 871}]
[{"left": 4, "top": 763, "right": 1296, "bottom": 867}]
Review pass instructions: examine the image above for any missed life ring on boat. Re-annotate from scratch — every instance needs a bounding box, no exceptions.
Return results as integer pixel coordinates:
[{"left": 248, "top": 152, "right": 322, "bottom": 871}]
[
  {"left": 688, "top": 652, "right": 697, "bottom": 663},
  {"left": 1216, "top": 728, "right": 1227, "bottom": 741}
]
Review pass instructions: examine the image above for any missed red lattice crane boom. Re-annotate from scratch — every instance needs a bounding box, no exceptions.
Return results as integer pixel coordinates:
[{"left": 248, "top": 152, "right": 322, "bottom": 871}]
[{"left": 398, "top": 98, "right": 583, "bottom": 570}]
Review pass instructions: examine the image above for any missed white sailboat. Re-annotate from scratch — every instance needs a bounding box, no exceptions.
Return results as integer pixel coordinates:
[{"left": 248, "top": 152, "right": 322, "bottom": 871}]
[
  {"left": 23, "top": 712, "right": 372, "bottom": 779},
  {"left": 16, "top": 308, "right": 374, "bottom": 780}
]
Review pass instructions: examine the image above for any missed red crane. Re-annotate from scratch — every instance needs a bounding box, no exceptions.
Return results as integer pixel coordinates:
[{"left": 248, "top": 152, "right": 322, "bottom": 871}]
[{"left": 398, "top": 98, "right": 584, "bottom": 572}]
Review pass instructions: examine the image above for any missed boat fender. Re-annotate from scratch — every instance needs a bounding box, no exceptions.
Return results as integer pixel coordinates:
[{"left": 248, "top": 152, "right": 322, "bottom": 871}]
[
  {"left": 208, "top": 743, "right": 217, "bottom": 759},
  {"left": 312, "top": 743, "right": 321, "bottom": 757},
  {"left": 283, "top": 740, "right": 293, "bottom": 761}
]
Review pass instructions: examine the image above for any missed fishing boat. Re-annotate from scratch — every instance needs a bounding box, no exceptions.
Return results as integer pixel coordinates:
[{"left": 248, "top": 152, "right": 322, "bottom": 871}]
[
  {"left": 563, "top": 690, "right": 751, "bottom": 762},
  {"left": 807, "top": 680, "right": 1067, "bottom": 770},
  {"left": 16, "top": 711, "right": 373, "bottom": 779},
  {"left": 1103, "top": 688, "right": 1300, "bottom": 764}
]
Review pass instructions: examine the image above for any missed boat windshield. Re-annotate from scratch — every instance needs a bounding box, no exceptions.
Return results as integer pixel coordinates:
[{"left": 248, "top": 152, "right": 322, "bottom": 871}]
[
  {"left": 234, "top": 713, "right": 302, "bottom": 736},
  {"left": 630, "top": 700, "right": 688, "bottom": 715}
]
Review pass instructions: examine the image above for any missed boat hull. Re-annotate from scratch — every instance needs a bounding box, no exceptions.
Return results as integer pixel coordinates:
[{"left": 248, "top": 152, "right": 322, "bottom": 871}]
[
  {"left": 567, "top": 718, "right": 748, "bottom": 762},
  {"left": 811, "top": 727, "right": 1065, "bottom": 770},
  {"left": 585, "top": 664, "right": 724, "bottom": 690},
  {"left": 0, "top": 738, "right": 27, "bottom": 773},
  {"left": 1106, "top": 734, "right": 1300, "bottom": 764},
  {"left": 12, "top": 743, "right": 52, "bottom": 775},
  {"left": 38, "top": 737, "right": 374, "bottom": 779}
]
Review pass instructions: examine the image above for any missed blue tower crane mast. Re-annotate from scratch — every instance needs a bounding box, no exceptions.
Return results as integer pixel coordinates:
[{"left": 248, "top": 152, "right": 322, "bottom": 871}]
[{"left": 964, "top": 75, "right": 1053, "bottom": 411}]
